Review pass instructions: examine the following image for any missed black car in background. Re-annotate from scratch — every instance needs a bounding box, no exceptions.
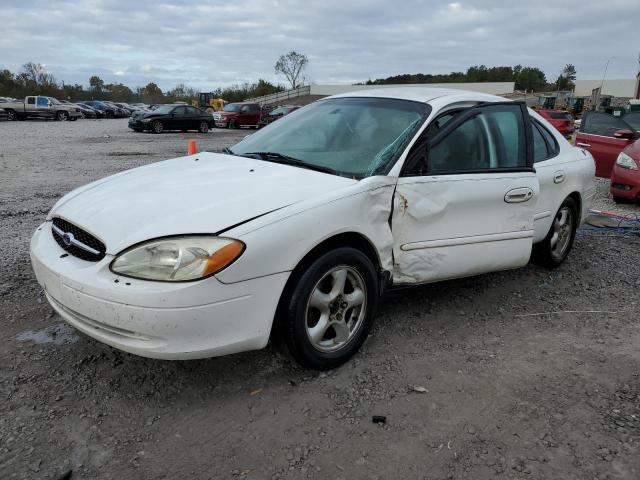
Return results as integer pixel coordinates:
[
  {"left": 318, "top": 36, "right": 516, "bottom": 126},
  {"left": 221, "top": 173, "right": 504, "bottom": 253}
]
[
  {"left": 128, "top": 105, "right": 213, "bottom": 133},
  {"left": 78, "top": 103, "right": 106, "bottom": 118},
  {"left": 82, "top": 100, "right": 117, "bottom": 118}
]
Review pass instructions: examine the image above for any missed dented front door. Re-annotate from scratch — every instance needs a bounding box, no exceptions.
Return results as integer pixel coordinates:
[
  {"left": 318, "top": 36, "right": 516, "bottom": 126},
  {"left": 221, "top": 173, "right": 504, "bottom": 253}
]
[{"left": 391, "top": 171, "right": 539, "bottom": 284}]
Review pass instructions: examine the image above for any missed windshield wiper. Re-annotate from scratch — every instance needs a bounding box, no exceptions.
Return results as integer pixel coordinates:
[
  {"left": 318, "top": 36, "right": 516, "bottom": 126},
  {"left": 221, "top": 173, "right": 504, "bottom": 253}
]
[
  {"left": 242, "top": 151, "right": 340, "bottom": 176},
  {"left": 222, "top": 147, "right": 235, "bottom": 155}
]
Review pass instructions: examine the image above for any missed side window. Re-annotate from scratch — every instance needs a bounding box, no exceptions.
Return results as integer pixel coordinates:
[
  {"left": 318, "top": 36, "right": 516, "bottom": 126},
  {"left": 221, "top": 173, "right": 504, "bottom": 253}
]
[
  {"left": 532, "top": 120, "right": 559, "bottom": 163},
  {"left": 27, "top": 97, "right": 36, "bottom": 105},
  {"left": 36, "top": 97, "right": 49, "bottom": 107},
  {"left": 582, "top": 112, "right": 630, "bottom": 137},
  {"left": 250, "top": 104, "right": 260, "bottom": 112},
  {"left": 532, "top": 123, "right": 549, "bottom": 163},
  {"left": 428, "top": 104, "right": 527, "bottom": 174},
  {"left": 186, "top": 107, "right": 199, "bottom": 115},
  {"left": 240, "top": 105, "right": 250, "bottom": 113},
  {"left": 538, "top": 122, "right": 559, "bottom": 156},
  {"left": 173, "top": 107, "right": 187, "bottom": 116}
]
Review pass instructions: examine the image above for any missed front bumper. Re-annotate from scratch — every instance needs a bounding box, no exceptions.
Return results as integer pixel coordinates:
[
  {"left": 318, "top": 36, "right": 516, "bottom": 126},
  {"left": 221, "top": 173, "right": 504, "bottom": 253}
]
[
  {"left": 610, "top": 165, "right": 640, "bottom": 200},
  {"left": 128, "top": 119, "right": 149, "bottom": 130},
  {"left": 30, "top": 222, "right": 289, "bottom": 359}
]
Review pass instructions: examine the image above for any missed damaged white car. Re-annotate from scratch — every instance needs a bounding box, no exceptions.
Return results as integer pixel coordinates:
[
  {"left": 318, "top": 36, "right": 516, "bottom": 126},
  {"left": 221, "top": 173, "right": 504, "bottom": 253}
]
[{"left": 30, "top": 88, "right": 595, "bottom": 369}]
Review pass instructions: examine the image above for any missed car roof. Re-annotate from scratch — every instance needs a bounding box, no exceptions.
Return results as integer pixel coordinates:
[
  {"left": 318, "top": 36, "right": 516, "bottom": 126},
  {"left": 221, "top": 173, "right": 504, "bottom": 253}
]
[{"left": 326, "top": 87, "right": 508, "bottom": 104}]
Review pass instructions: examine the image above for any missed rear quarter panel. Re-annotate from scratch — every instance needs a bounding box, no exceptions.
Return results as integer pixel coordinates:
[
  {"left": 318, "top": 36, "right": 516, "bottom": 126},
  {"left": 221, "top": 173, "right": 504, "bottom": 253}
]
[{"left": 530, "top": 111, "right": 596, "bottom": 243}]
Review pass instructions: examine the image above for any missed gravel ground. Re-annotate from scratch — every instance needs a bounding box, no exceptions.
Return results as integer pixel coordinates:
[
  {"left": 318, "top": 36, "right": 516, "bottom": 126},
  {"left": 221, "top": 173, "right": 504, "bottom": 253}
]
[{"left": 1, "top": 119, "right": 640, "bottom": 480}]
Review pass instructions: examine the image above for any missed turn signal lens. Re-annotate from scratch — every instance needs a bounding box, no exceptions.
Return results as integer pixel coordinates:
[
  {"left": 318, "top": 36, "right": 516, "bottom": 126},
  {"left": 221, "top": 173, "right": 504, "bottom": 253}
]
[{"left": 203, "top": 241, "right": 245, "bottom": 276}]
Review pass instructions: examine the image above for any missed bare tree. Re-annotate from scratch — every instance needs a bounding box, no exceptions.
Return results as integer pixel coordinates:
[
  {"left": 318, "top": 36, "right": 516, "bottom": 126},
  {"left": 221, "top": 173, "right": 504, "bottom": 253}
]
[{"left": 274, "top": 51, "right": 308, "bottom": 89}]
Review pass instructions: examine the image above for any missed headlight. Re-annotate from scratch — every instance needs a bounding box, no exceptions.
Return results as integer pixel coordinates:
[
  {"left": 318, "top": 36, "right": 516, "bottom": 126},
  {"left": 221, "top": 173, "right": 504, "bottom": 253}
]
[
  {"left": 110, "top": 236, "right": 245, "bottom": 282},
  {"left": 616, "top": 152, "right": 638, "bottom": 170}
]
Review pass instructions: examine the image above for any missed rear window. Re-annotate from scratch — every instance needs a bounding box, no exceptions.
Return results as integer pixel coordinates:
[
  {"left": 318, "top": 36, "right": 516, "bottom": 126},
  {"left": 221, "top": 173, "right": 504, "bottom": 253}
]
[{"left": 548, "top": 111, "right": 572, "bottom": 120}]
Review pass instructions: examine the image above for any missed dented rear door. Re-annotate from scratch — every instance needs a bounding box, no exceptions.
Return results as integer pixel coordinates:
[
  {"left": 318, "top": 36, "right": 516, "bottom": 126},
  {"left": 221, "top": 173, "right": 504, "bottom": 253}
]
[{"left": 391, "top": 102, "right": 539, "bottom": 284}]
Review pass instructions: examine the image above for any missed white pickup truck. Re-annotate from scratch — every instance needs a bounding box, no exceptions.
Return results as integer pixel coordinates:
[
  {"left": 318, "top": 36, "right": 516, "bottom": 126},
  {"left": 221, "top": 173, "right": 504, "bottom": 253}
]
[{"left": 2, "top": 96, "right": 82, "bottom": 121}]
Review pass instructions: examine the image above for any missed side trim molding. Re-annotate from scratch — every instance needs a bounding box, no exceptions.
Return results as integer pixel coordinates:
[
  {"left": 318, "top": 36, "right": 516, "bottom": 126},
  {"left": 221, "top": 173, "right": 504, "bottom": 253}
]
[{"left": 400, "top": 230, "right": 534, "bottom": 251}]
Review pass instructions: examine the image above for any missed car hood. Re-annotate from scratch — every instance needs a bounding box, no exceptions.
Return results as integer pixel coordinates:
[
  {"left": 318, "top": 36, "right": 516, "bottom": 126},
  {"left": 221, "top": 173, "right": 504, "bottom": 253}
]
[
  {"left": 48, "top": 152, "right": 357, "bottom": 254},
  {"left": 623, "top": 138, "right": 640, "bottom": 160}
]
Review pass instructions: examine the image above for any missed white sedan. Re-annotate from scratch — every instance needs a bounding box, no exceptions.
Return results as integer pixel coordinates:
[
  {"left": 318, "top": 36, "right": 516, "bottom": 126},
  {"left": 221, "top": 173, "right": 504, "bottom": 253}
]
[{"left": 30, "top": 88, "right": 595, "bottom": 369}]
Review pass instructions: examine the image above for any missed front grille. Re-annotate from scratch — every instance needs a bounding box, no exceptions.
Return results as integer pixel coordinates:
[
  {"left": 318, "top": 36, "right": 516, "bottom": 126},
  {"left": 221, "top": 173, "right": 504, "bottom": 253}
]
[{"left": 51, "top": 218, "right": 106, "bottom": 262}]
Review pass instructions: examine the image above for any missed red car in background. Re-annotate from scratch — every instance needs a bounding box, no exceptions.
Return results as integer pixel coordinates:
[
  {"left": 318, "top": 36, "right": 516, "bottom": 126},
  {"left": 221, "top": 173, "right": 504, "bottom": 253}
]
[
  {"left": 213, "top": 102, "right": 261, "bottom": 129},
  {"left": 536, "top": 109, "right": 574, "bottom": 136},
  {"left": 575, "top": 111, "right": 640, "bottom": 203}
]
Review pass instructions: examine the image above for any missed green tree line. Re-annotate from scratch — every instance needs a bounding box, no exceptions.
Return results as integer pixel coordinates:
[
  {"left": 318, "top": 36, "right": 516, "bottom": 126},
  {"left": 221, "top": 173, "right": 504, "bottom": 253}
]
[
  {"left": 364, "top": 64, "right": 576, "bottom": 92},
  {"left": 0, "top": 62, "right": 284, "bottom": 103}
]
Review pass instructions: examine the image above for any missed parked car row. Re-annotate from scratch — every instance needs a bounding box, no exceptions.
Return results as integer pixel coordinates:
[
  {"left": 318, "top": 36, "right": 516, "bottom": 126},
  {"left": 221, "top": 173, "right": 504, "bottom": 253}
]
[
  {"left": 0, "top": 96, "right": 155, "bottom": 121},
  {"left": 127, "top": 102, "right": 301, "bottom": 134}
]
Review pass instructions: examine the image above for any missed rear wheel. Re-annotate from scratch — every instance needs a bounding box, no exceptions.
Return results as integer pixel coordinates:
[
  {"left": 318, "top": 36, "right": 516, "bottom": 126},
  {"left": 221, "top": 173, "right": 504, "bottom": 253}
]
[
  {"left": 6, "top": 110, "right": 17, "bottom": 121},
  {"left": 532, "top": 197, "right": 578, "bottom": 268},
  {"left": 198, "top": 121, "right": 209, "bottom": 133},
  {"left": 56, "top": 111, "right": 68, "bottom": 121},
  {"left": 278, "top": 247, "right": 378, "bottom": 370},
  {"left": 152, "top": 120, "right": 164, "bottom": 134}
]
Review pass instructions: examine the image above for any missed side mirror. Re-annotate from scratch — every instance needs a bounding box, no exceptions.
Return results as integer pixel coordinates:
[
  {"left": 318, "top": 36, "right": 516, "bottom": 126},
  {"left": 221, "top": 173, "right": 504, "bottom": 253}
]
[{"left": 614, "top": 129, "right": 635, "bottom": 140}]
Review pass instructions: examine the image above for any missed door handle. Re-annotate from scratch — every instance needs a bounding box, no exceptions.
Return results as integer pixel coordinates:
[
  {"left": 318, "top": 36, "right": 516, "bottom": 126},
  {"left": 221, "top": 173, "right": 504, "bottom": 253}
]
[
  {"left": 504, "top": 187, "right": 534, "bottom": 203},
  {"left": 576, "top": 142, "right": 591, "bottom": 147},
  {"left": 553, "top": 170, "right": 565, "bottom": 184}
]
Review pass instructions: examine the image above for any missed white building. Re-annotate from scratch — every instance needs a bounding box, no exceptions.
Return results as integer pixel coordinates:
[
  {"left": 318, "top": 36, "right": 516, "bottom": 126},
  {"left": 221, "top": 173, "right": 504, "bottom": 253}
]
[{"left": 574, "top": 78, "right": 639, "bottom": 98}]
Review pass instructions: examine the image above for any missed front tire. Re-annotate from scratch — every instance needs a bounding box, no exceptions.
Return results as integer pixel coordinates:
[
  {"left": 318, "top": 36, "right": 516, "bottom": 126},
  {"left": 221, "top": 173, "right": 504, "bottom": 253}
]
[
  {"left": 279, "top": 248, "right": 379, "bottom": 370},
  {"left": 228, "top": 119, "right": 237, "bottom": 129},
  {"left": 152, "top": 120, "right": 163, "bottom": 134},
  {"left": 532, "top": 197, "right": 578, "bottom": 268}
]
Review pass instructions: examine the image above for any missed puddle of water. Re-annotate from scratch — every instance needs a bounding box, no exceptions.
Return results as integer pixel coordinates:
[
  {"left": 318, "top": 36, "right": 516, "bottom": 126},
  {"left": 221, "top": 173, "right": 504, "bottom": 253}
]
[{"left": 16, "top": 323, "right": 80, "bottom": 346}]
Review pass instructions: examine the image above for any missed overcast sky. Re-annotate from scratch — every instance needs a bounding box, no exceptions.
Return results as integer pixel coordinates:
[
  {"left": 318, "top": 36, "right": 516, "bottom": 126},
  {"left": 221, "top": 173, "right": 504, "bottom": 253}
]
[{"left": 1, "top": 0, "right": 639, "bottom": 91}]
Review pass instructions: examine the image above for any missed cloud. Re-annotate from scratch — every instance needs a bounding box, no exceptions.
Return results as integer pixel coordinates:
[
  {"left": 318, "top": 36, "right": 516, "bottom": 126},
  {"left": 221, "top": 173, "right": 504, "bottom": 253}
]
[{"left": 0, "top": 0, "right": 638, "bottom": 91}]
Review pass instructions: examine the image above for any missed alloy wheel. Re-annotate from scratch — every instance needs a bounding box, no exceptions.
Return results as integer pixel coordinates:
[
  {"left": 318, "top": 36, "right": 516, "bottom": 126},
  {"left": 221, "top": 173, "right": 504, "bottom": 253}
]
[
  {"left": 550, "top": 206, "right": 573, "bottom": 260},
  {"left": 304, "top": 266, "right": 367, "bottom": 352}
]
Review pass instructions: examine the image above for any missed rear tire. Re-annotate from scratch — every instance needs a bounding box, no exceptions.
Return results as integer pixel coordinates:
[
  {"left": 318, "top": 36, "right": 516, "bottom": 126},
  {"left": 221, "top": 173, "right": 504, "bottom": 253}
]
[
  {"left": 152, "top": 120, "right": 163, "bottom": 134},
  {"left": 198, "top": 121, "right": 209, "bottom": 133},
  {"left": 613, "top": 195, "right": 629, "bottom": 204},
  {"left": 56, "top": 111, "right": 68, "bottom": 121},
  {"left": 532, "top": 197, "right": 578, "bottom": 268},
  {"left": 278, "top": 247, "right": 379, "bottom": 370},
  {"left": 6, "top": 109, "right": 17, "bottom": 121}
]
